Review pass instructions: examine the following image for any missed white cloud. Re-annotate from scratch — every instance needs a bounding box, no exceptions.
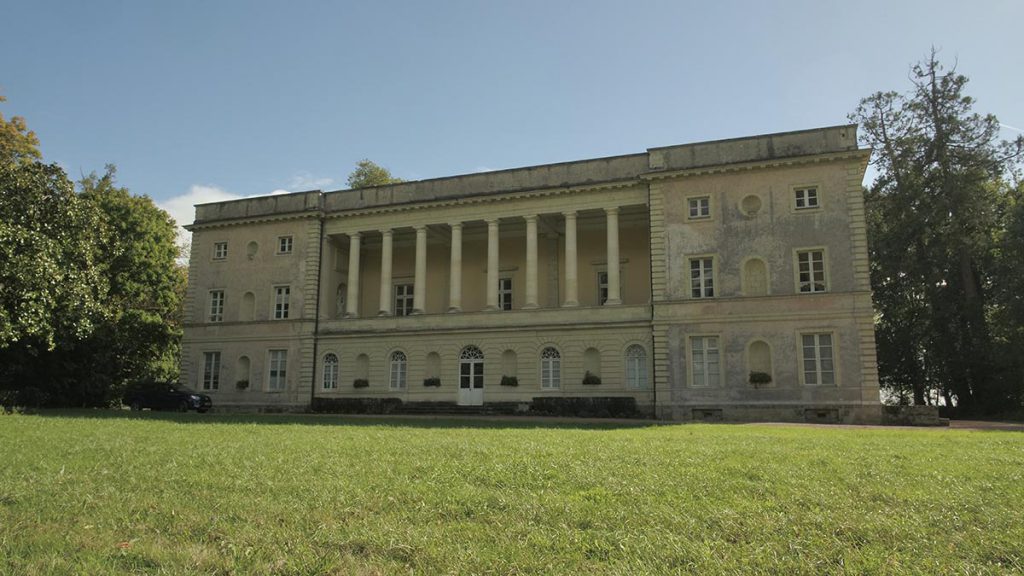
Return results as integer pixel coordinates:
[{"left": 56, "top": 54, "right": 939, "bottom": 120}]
[{"left": 287, "top": 172, "right": 335, "bottom": 191}]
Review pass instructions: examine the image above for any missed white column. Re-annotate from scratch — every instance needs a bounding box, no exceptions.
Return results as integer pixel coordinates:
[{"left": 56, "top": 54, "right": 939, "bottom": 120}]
[
  {"left": 413, "top": 225, "right": 427, "bottom": 314},
  {"left": 345, "top": 232, "right": 361, "bottom": 317},
  {"left": 524, "top": 214, "right": 539, "bottom": 309},
  {"left": 378, "top": 229, "right": 393, "bottom": 316},
  {"left": 485, "top": 219, "right": 499, "bottom": 311},
  {"left": 448, "top": 222, "right": 462, "bottom": 312},
  {"left": 605, "top": 207, "right": 621, "bottom": 305},
  {"left": 563, "top": 211, "right": 578, "bottom": 307}
]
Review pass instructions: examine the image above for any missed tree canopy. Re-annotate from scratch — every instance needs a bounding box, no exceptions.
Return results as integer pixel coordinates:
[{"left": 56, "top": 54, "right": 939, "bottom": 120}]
[
  {"left": 0, "top": 95, "right": 42, "bottom": 165},
  {"left": 851, "top": 50, "right": 1024, "bottom": 413},
  {"left": 346, "top": 159, "right": 404, "bottom": 189}
]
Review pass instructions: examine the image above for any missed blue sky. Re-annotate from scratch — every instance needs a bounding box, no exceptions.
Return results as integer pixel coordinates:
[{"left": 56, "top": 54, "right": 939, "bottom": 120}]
[{"left": 2, "top": 0, "right": 1022, "bottom": 237}]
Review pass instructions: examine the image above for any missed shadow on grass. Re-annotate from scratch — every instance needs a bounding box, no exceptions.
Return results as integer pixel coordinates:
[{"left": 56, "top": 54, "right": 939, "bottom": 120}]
[{"left": 24, "top": 408, "right": 663, "bottom": 430}]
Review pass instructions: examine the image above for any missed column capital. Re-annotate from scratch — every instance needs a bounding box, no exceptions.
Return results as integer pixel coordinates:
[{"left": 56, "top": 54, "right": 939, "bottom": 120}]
[
  {"left": 414, "top": 224, "right": 427, "bottom": 233},
  {"left": 348, "top": 230, "right": 362, "bottom": 239},
  {"left": 486, "top": 218, "right": 499, "bottom": 226},
  {"left": 449, "top": 221, "right": 463, "bottom": 230},
  {"left": 524, "top": 214, "right": 538, "bottom": 223},
  {"left": 380, "top": 228, "right": 393, "bottom": 237},
  {"left": 604, "top": 206, "right": 620, "bottom": 215},
  {"left": 563, "top": 210, "right": 577, "bottom": 219}
]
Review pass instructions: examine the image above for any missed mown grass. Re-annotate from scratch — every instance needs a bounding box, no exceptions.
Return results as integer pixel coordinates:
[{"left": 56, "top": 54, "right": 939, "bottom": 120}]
[{"left": 1, "top": 412, "right": 1022, "bottom": 575}]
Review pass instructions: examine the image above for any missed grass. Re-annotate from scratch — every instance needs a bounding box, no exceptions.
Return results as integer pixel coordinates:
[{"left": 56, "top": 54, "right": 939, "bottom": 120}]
[{"left": 1, "top": 412, "right": 1022, "bottom": 575}]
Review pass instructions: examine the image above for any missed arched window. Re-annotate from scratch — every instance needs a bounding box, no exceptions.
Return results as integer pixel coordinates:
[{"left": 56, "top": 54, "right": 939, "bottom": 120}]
[
  {"left": 389, "top": 351, "right": 407, "bottom": 389},
  {"left": 625, "top": 345, "right": 648, "bottom": 389},
  {"left": 460, "top": 346, "right": 484, "bottom": 390},
  {"left": 540, "top": 347, "right": 561, "bottom": 389},
  {"left": 322, "top": 353, "right": 339, "bottom": 390}
]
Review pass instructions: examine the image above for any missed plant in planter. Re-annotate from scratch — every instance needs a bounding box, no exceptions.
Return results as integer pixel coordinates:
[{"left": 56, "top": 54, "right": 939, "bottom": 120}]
[
  {"left": 500, "top": 375, "right": 519, "bottom": 387},
  {"left": 423, "top": 377, "right": 441, "bottom": 387},
  {"left": 582, "top": 371, "right": 602, "bottom": 385},
  {"left": 353, "top": 379, "right": 369, "bottom": 389},
  {"left": 749, "top": 371, "right": 772, "bottom": 388},
  {"left": 235, "top": 379, "right": 249, "bottom": 390}
]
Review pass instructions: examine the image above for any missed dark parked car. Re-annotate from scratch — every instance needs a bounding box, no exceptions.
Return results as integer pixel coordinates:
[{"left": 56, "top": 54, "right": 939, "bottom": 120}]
[{"left": 124, "top": 383, "right": 212, "bottom": 413}]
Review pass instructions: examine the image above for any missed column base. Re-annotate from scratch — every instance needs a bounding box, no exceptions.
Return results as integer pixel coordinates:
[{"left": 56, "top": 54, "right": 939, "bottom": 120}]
[
  {"left": 447, "top": 306, "right": 462, "bottom": 313},
  {"left": 603, "top": 299, "right": 622, "bottom": 306},
  {"left": 411, "top": 309, "right": 424, "bottom": 315},
  {"left": 522, "top": 303, "right": 539, "bottom": 310},
  {"left": 377, "top": 310, "right": 392, "bottom": 317},
  {"left": 344, "top": 312, "right": 359, "bottom": 319},
  {"left": 561, "top": 300, "right": 579, "bottom": 307},
  {"left": 484, "top": 305, "right": 500, "bottom": 312}
]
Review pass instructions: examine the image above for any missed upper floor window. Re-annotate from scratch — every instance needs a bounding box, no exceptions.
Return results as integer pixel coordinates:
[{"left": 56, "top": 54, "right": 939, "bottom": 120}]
[
  {"left": 274, "top": 285, "right": 290, "bottom": 319},
  {"left": 794, "top": 186, "right": 820, "bottom": 210},
  {"left": 208, "top": 290, "right": 224, "bottom": 323},
  {"left": 796, "top": 250, "right": 827, "bottom": 293},
  {"left": 598, "top": 271, "right": 609, "bottom": 305},
  {"left": 277, "top": 236, "right": 293, "bottom": 254},
  {"left": 202, "top": 351, "right": 221, "bottom": 390},
  {"left": 498, "top": 277, "right": 513, "bottom": 311},
  {"left": 690, "top": 257, "right": 714, "bottom": 298},
  {"left": 268, "top": 350, "right": 287, "bottom": 390},
  {"left": 688, "top": 196, "right": 711, "bottom": 219},
  {"left": 690, "top": 336, "right": 720, "bottom": 387},
  {"left": 540, "top": 347, "right": 561, "bottom": 389},
  {"left": 213, "top": 242, "right": 228, "bottom": 260},
  {"left": 394, "top": 284, "right": 414, "bottom": 316},
  {"left": 322, "top": 353, "right": 339, "bottom": 390},
  {"left": 389, "top": 351, "right": 407, "bottom": 389},
  {"left": 801, "top": 333, "right": 835, "bottom": 386}
]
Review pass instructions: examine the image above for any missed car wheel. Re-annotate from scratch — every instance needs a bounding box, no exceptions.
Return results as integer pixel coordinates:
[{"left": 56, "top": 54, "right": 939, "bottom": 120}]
[
  {"left": 197, "top": 408, "right": 209, "bottom": 414},
  {"left": 178, "top": 401, "right": 190, "bottom": 413},
  {"left": 130, "top": 401, "right": 142, "bottom": 412}
]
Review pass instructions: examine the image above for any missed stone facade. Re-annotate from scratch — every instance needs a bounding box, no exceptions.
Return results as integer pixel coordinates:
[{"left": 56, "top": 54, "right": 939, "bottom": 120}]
[{"left": 181, "top": 124, "right": 882, "bottom": 423}]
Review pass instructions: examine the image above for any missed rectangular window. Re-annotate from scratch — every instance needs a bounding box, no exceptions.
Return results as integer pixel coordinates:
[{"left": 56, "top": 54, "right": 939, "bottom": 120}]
[
  {"left": 394, "top": 284, "right": 414, "bottom": 316},
  {"left": 498, "top": 277, "right": 513, "bottom": 311},
  {"left": 690, "top": 336, "right": 720, "bottom": 387},
  {"left": 688, "top": 196, "right": 711, "bottom": 219},
  {"left": 277, "top": 236, "right": 293, "bottom": 254},
  {"left": 794, "top": 186, "right": 819, "bottom": 210},
  {"left": 268, "top": 350, "right": 288, "bottom": 390},
  {"left": 274, "top": 285, "right": 290, "bottom": 319},
  {"left": 797, "top": 250, "right": 827, "bottom": 293},
  {"left": 213, "top": 242, "right": 228, "bottom": 260},
  {"left": 690, "top": 258, "right": 714, "bottom": 298},
  {"left": 598, "top": 271, "right": 609, "bottom": 305},
  {"left": 208, "top": 290, "right": 224, "bottom": 322},
  {"left": 202, "top": 351, "right": 220, "bottom": 390},
  {"left": 802, "top": 333, "right": 835, "bottom": 385}
]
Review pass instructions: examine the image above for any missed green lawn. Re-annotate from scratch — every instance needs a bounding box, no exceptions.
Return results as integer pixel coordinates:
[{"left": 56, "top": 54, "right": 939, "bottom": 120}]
[{"left": 1, "top": 412, "right": 1022, "bottom": 575}]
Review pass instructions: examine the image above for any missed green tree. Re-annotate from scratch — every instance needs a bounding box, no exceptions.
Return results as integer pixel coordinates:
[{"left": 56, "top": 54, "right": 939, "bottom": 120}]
[
  {"left": 0, "top": 95, "right": 42, "bottom": 165},
  {"left": 852, "top": 50, "right": 1024, "bottom": 413},
  {"left": 346, "top": 159, "right": 404, "bottom": 189}
]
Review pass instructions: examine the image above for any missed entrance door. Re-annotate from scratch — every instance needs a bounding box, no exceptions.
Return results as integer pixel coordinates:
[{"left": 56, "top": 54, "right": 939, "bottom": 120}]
[{"left": 458, "top": 346, "right": 484, "bottom": 406}]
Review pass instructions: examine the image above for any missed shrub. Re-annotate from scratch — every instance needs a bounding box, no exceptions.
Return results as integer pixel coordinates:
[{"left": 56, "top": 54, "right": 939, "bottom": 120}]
[
  {"left": 423, "top": 377, "right": 441, "bottom": 387},
  {"left": 500, "top": 375, "right": 519, "bottom": 387},
  {"left": 582, "top": 371, "right": 602, "bottom": 385},
  {"left": 311, "top": 397, "right": 403, "bottom": 414},
  {"left": 749, "top": 371, "right": 772, "bottom": 387},
  {"left": 353, "top": 379, "right": 369, "bottom": 389},
  {"left": 530, "top": 397, "right": 638, "bottom": 418},
  {"left": 236, "top": 379, "right": 250, "bottom": 390}
]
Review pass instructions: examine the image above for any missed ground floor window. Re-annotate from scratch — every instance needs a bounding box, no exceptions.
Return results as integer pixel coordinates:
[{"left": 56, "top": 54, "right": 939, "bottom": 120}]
[
  {"left": 202, "top": 351, "right": 220, "bottom": 390},
  {"left": 460, "top": 345, "right": 484, "bottom": 389},
  {"left": 268, "top": 350, "right": 287, "bottom": 390},
  {"left": 322, "top": 353, "right": 339, "bottom": 389},
  {"left": 390, "top": 351, "right": 407, "bottom": 389},
  {"left": 625, "top": 345, "right": 648, "bottom": 389},
  {"left": 690, "top": 336, "right": 720, "bottom": 387},
  {"left": 540, "top": 347, "right": 561, "bottom": 389},
  {"left": 802, "top": 333, "right": 835, "bottom": 385}
]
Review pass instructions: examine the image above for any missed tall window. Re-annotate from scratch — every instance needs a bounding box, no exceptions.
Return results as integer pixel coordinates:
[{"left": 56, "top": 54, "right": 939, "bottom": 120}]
[
  {"left": 274, "top": 285, "right": 290, "bottom": 319},
  {"left": 213, "top": 242, "right": 228, "bottom": 260},
  {"left": 802, "top": 333, "right": 835, "bottom": 385},
  {"left": 540, "top": 347, "right": 561, "bottom": 389},
  {"left": 389, "top": 351, "right": 407, "bottom": 389},
  {"left": 625, "top": 345, "right": 648, "bottom": 389},
  {"left": 797, "top": 250, "right": 826, "bottom": 293},
  {"left": 202, "top": 351, "right": 220, "bottom": 390},
  {"left": 498, "top": 277, "right": 513, "bottom": 310},
  {"left": 690, "top": 258, "right": 714, "bottom": 298},
  {"left": 394, "top": 284, "right": 414, "bottom": 316},
  {"left": 794, "top": 186, "right": 819, "bottom": 210},
  {"left": 598, "top": 271, "right": 609, "bottom": 305},
  {"left": 208, "top": 290, "right": 224, "bottom": 322},
  {"left": 460, "top": 345, "right": 484, "bottom": 390},
  {"left": 277, "top": 235, "right": 293, "bottom": 254},
  {"left": 688, "top": 196, "right": 711, "bottom": 219},
  {"left": 322, "top": 353, "right": 339, "bottom": 390},
  {"left": 268, "top": 350, "right": 287, "bottom": 390},
  {"left": 690, "top": 336, "right": 720, "bottom": 387}
]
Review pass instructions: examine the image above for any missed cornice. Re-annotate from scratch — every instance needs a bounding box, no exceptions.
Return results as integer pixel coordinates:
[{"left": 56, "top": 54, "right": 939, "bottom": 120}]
[
  {"left": 184, "top": 210, "right": 321, "bottom": 232},
  {"left": 639, "top": 149, "right": 871, "bottom": 182}
]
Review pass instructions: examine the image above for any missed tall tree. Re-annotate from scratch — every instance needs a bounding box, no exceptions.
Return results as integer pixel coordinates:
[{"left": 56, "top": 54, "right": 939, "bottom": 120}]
[
  {"left": 852, "top": 50, "right": 1024, "bottom": 413},
  {"left": 346, "top": 159, "right": 404, "bottom": 189},
  {"left": 0, "top": 95, "right": 42, "bottom": 165}
]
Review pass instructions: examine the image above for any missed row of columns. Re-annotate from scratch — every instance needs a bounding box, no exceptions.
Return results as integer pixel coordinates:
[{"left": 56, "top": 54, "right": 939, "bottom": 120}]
[{"left": 342, "top": 208, "right": 622, "bottom": 317}]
